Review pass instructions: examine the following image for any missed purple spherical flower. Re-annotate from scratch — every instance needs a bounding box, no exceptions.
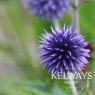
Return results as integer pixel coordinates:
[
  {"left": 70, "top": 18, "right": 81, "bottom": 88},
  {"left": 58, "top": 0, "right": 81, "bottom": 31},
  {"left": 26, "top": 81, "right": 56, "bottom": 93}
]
[
  {"left": 39, "top": 25, "right": 90, "bottom": 75},
  {"left": 23, "top": 0, "right": 70, "bottom": 20}
]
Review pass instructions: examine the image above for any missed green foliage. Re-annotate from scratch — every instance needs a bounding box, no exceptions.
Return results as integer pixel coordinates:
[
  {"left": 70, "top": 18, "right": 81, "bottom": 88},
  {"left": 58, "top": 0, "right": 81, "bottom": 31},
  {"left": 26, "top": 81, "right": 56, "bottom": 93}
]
[
  {"left": 0, "top": 0, "right": 95, "bottom": 95},
  {"left": 18, "top": 80, "right": 68, "bottom": 95}
]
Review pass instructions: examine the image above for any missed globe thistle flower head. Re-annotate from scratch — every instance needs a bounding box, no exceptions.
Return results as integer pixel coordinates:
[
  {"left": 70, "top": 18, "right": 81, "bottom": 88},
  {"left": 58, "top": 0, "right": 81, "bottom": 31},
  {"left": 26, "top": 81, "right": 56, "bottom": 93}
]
[
  {"left": 39, "top": 25, "right": 90, "bottom": 76},
  {"left": 23, "top": 0, "right": 70, "bottom": 20}
]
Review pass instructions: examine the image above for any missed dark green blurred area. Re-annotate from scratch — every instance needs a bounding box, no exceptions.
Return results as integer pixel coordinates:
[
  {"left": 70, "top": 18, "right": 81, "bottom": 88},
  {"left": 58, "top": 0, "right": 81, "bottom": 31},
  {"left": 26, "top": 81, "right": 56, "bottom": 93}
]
[{"left": 0, "top": 0, "right": 95, "bottom": 95}]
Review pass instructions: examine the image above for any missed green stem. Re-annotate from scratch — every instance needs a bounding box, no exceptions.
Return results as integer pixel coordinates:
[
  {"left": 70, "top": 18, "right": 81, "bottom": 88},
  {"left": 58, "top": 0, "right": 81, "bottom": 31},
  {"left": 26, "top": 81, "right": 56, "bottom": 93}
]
[
  {"left": 68, "top": 73, "right": 78, "bottom": 95},
  {"left": 71, "top": 0, "right": 80, "bottom": 32},
  {"left": 52, "top": 19, "right": 61, "bottom": 30}
]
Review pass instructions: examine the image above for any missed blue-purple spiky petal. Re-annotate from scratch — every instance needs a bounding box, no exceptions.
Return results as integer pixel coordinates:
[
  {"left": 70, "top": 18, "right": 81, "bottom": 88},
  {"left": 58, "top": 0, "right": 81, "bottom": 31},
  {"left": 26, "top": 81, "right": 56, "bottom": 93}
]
[
  {"left": 23, "top": 0, "right": 70, "bottom": 20},
  {"left": 39, "top": 25, "right": 90, "bottom": 75}
]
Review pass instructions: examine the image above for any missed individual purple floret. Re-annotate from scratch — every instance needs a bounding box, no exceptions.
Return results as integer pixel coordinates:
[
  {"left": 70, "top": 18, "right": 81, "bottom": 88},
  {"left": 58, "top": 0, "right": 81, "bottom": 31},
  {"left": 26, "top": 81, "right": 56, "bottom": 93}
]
[
  {"left": 23, "top": 0, "right": 70, "bottom": 20},
  {"left": 39, "top": 24, "right": 90, "bottom": 75}
]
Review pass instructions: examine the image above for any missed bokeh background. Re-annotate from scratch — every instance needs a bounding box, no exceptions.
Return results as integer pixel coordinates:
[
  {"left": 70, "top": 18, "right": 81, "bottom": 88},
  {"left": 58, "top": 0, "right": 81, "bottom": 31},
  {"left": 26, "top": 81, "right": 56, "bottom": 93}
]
[{"left": 0, "top": 0, "right": 95, "bottom": 95}]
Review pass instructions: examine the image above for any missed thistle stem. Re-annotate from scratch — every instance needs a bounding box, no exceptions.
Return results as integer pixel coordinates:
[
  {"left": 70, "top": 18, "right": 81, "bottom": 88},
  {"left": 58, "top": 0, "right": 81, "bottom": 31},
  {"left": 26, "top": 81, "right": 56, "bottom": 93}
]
[
  {"left": 67, "top": 73, "right": 78, "bottom": 95},
  {"left": 52, "top": 19, "right": 61, "bottom": 31},
  {"left": 71, "top": 0, "right": 80, "bottom": 32}
]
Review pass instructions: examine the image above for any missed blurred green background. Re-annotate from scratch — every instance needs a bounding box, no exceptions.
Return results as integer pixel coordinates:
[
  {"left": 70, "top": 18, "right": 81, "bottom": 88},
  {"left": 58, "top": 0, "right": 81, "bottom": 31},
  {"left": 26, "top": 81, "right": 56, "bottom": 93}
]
[{"left": 0, "top": 0, "right": 95, "bottom": 95}]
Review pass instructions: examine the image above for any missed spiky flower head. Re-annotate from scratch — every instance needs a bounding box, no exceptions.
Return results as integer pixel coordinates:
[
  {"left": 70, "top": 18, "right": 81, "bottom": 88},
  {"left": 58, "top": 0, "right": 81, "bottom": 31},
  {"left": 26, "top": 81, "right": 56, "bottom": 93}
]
[
  {"left": 23, "top": 0, "right": 70, "bottom": 20},
  {"left": 39, "top": 25, "right": 90, "bottom": 75}
]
